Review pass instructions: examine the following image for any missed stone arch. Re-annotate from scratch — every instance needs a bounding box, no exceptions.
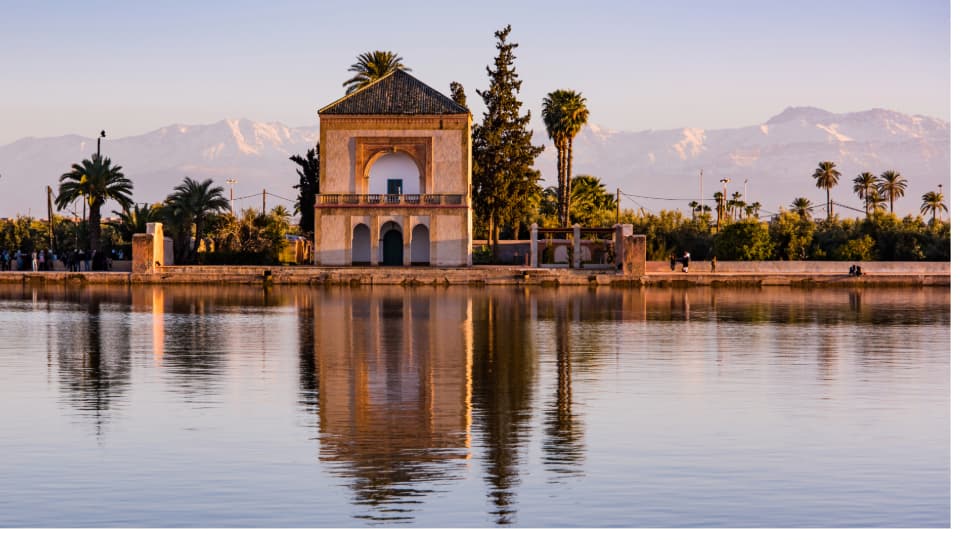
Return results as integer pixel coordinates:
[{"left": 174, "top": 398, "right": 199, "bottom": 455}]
[
  {"left": 351, "top": 223, "right": 371, "bottom": 265},
  {"left": 411, "top": 224, "right": 430, "bottom": 265},
  {"left": 355, "top": 137, "right": 431, "bottom": 194}
]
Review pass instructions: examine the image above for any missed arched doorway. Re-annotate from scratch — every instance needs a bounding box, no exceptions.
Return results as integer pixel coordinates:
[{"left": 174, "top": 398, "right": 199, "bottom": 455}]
[
  {"left": 380, "top": 222, "right": 403, "bottom": 266},
  {"left": 352, "top": 223, "right": 371, "bottom": 265},
  {"left": 411, "top": 224, "right": 429, "bottom": 265}
]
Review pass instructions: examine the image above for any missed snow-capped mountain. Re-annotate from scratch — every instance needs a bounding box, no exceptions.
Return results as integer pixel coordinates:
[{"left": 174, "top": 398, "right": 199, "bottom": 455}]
[
  {"left": 0, "top": 108, "right": 948, "bottom": 220},
  {"left": 531, "top": 107, "right": 949, "bottom": 219},
  {"left": 0, "top": 119, "right": 317, "bottom": 219}
]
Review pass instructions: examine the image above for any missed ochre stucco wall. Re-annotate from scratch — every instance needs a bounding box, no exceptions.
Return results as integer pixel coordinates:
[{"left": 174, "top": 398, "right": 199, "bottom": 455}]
[
  {"left": 314, "top": 114, "right": 472, "bottom": 267},
  {"left": 321, "top": 127, "right": 467, "bottom": 195}
]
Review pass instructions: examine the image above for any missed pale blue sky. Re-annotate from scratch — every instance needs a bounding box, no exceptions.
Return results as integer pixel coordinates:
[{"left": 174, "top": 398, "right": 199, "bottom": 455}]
[{"left": 0, "top": 0, "right": 949, "bottom": 144}]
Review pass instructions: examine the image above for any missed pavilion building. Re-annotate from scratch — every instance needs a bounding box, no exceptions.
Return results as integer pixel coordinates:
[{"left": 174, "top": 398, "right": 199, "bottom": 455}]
[{"left": 313, "top": 70, "right": 473, "bottom": 266}]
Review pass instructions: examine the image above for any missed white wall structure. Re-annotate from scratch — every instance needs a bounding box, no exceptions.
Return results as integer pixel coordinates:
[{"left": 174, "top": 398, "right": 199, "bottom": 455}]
[{"left": 368, "top": 153, "right": 421, "bottom": 195}]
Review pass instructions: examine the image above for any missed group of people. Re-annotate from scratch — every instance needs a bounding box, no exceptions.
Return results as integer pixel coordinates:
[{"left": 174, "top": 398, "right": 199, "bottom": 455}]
[
  {"left": 0, "top": 248, "right": 116, "bottom": 272},
  {"left": 669, "top": 251, "right": 692, "bottom": 273},
  {"left": 1, "top": 248, "right": 59, "bottom": 271}
]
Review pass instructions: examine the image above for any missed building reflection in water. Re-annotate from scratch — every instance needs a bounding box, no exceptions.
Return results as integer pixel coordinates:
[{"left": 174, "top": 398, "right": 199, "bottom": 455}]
[
  {"left": 301, "top": 287, "right": 619, "bottom": 524},
  {"left": 305, "top": 288, "right": 473, "bottom": 523}
]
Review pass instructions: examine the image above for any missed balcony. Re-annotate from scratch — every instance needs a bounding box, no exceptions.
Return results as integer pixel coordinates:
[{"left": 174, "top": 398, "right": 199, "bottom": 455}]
[{"left": 317, "top": 193, "right": 466, "bottom": 207}]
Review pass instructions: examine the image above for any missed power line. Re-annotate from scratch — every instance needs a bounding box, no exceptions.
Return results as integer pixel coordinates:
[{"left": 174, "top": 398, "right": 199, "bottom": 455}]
[
  {"left": 619, "top": 191, "right": 702, "bottom": 202},
  {"left": 266, "top": 192, "right": 296, "bottom": 203}
]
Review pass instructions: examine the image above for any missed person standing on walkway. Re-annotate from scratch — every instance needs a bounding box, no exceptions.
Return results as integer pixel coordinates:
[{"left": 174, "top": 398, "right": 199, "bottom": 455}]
[
  {"left": 682, "top": 251, "right": 690, "bottom": 273},
  {"left": 669, "top": 254, "right": 676, "bottom": 271},
  {"left": 31, "top": 251, "right": 38, "bottom": 272}
]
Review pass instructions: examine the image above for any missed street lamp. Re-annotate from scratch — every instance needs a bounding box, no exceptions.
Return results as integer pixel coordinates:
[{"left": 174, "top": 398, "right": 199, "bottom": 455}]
[
  {"left": 938, "top": 184, "right": 944, "bottom": 222},
  {"left": 720, "top": 178, "right": 730, "bottom": 225},
  {"left": 743, "top": 178, "right": 748, "bottom": 201},
  {"left": 226, "top": 178, "right": 238, "bottom": 216},
  {"left": 84, "top": 130, "right": 106, "bottom": 223}
]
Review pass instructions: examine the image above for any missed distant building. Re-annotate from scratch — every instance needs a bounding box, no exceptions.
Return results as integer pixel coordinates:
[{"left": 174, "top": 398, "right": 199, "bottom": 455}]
[{"left": 313, "top": 70, "right": 473, "bottom": 266}]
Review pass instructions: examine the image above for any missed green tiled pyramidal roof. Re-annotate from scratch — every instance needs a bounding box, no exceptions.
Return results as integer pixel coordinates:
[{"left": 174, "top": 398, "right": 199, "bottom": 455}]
[{"left": 319, "top": 69, "right": 469, "bottom": 115}]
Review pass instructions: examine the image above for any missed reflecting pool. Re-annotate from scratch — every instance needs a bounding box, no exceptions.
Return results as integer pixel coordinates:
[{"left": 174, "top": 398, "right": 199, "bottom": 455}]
[{"left": 0, "top": 284, "right": 949, "bottom": 527}]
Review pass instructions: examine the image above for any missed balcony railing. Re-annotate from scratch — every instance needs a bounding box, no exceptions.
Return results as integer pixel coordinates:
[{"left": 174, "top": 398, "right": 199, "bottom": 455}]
[{"left": 317, "top": 193, "right": 465, "bottom": 206}]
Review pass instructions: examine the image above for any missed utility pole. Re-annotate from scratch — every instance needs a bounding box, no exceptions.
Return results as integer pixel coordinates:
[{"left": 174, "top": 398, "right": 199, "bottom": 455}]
[
  {"left": 616, "top": 188, "right": 620, "bottom": 223},
  {"left": 262, "top": 189, "right": 267, "bottom": 216},
  {"left": 720, "top": 178, "right": 730, "bottom": 228},
  {"left": 699, "top": 169, "right": 703, "bottom": 216},
  {"left": 47, "top": 186, "right": 55, "bottom": 252},
  {"left": 226, "top": 178, "right": 237, "bottom": 217}
]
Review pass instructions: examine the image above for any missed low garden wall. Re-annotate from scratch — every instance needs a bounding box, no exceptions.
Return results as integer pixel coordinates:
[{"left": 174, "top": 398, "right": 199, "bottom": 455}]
[{"left": 645, "top": 260, "right": 950, "bottom": 274}]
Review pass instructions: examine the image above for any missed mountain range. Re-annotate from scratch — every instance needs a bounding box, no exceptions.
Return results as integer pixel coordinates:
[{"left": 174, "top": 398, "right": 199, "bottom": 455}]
[{"left": 0, "top": 107, "right": 949, "bottom": 220}]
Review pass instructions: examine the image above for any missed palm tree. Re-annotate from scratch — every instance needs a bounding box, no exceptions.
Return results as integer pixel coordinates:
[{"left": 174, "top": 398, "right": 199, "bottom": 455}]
[
  {"left": 542, "top": 89, "right": 589, "bottom": 227},
  {"left": 56, "top": 153, "right": 134, "bottom": 253},
  {"left": 921, "top": 190, "right": 948, "bottom": 223},
  {"left": 111, "top": 203, "right": 160, "bottom": 242},
  {"left": 852, "top": 171, "right": 879, "bottom": 216},
  {"left": 878, "top": 170, "right": 908, "bottom": 215},
  {"left": 165, "top": 177, "right": 230, "bottom": 263},
  {"left": 865, "top": 191, "right": 887, "bottom": 214},
  {"left": 342, "top": 51, "right": 410, "bottom": 94},
  {"left": 688, "top": 200, "right": 699, "bottom": 219},
  {"left": 270, "top": 205, "right": 291, "bottom": 222},
  {"left": 569, "top": 175, "right": 615, "bottom": 225},
  {"left": 713, "top": 191, "right": 725, "bottom": 226},
  {"left": 729, "top": 192, "right": 745, "bottom": 221},
  {"left": 812, "top": 161, "right": 841, "bottom": 220},
  {"left": 790, "top": 197, "right": 813, "bottom": 221}
]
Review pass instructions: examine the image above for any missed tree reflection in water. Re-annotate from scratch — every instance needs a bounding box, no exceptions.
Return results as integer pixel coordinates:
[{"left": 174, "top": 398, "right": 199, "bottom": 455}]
[
  {"left": 54, "top": 291, "right": 132, "bottom": 439},
  {"left": 470, "top": 291, "right": 537, "bottom": 525},
  {"left": 541, "top": 296, "right": 586, "bottom": 480},
  {"left": 160, "top": 294, "right": 229, "bottom": 400}
]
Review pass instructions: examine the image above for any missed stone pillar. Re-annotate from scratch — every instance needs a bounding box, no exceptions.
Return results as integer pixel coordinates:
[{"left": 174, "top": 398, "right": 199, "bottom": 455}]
[
  {"left": 615, "top": 224, "right": 633, "bottom": 268},
  {"left": 147, "top": 223, "right": 165, "bottom": 267},
  {"left": 133, "top": 222, "right": 165, "bottom": 274},
  {"left": 132, "top": 233, "right": 154, "bottom": 274},
  {"left": 573, "top": 225, "right": 582, "bottom": 268},
  {"left": 529, "top": 223, "right": 538, "bottom": 267},
  {"left": 370, "top": 216, "right": 380, "bottom": 266},
  {"left": 622, "top": 234, "right": 646, "bottom": 276},
  {"left": 403, "top": 215, "right": 412, "bottom": 267}
]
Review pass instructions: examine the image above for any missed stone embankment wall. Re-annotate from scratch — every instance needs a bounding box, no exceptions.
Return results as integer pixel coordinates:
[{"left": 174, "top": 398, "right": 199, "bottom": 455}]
[
  {"left": 0, "top": 228, "right": 939, "bottom": 287},
  {"left": 646, "top": 260, "right": 950, "bottom": 274},
  {"left": 0, "top": 263, "right": 948, "bottom": 288}
]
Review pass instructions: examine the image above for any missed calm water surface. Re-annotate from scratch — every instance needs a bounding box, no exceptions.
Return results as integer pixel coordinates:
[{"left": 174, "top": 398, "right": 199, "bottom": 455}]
[{"left": 0, "top": 284, "right": 949, "bottom": 527}]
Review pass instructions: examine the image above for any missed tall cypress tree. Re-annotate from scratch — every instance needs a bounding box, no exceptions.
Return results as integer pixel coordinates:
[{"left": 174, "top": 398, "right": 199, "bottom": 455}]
[
  {"left": 450, "top": 81, "right": 467, "bottom": 108},
  {"left": 473, "top": 25, "right": 543, "bottom": 249},
  {"left": 290, "top": 144, "right": 320, "bottom": 237}
]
